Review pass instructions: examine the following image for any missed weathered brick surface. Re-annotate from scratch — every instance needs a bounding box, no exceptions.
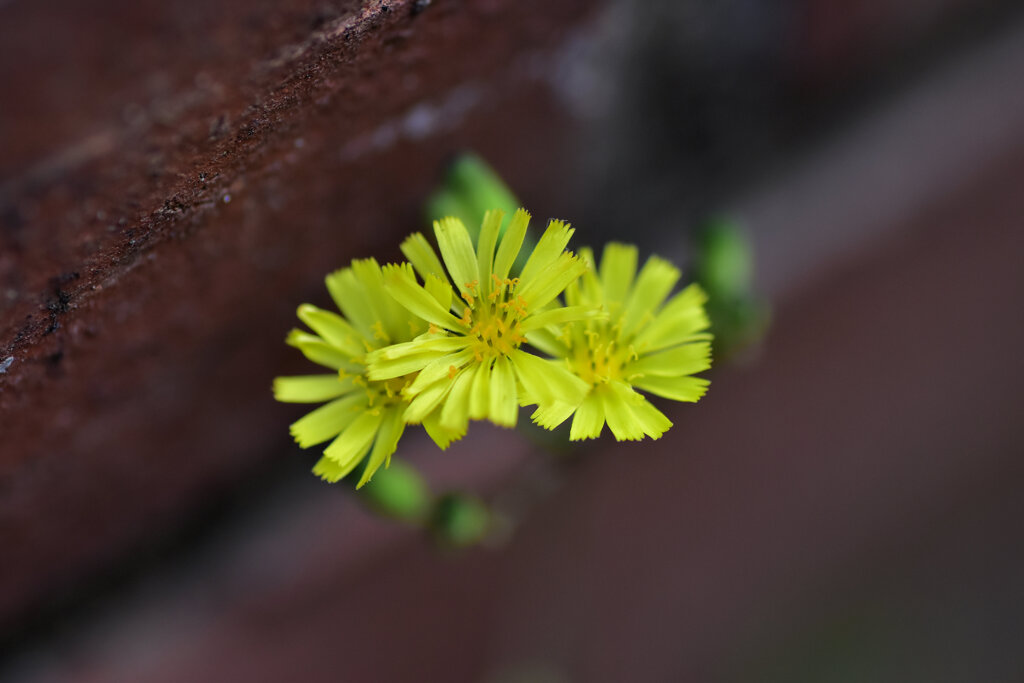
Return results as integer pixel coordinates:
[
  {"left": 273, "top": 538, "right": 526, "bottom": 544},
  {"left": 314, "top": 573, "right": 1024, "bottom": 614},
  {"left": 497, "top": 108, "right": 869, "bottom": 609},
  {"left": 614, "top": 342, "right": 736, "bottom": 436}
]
[{"left": 0, "top": 0, "right": 595, "bottom": 630}]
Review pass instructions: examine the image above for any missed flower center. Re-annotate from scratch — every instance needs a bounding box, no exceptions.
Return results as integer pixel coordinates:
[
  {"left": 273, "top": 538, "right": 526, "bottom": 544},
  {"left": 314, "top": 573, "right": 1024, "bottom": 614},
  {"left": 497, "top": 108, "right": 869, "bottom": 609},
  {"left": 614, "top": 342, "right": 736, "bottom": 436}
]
[
  {"left": 463, "top": 275, "right": 528, "bottom": 361},
  {"left": 347, "top": 369, "right": 415, "bottom": 411},
  {"left": 567, "top": 326, "right": 634, "bottom": 386}
]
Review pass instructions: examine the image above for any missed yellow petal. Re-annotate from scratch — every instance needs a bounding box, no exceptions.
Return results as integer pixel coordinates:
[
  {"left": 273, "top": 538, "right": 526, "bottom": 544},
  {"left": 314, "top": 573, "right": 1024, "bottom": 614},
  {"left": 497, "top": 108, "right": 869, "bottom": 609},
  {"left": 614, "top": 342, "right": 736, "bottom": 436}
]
[
  {"left": 401, "top": 232, "right": 447, "bottom": 280},
  {"left": 569, "top": 392, "right": 605, "bottom": 441},
  {"left": 519, "top": 218, "right": 574, "bottom": 285},
  {"left": 383, "top": 263, "right": 465, "bottom": 331},
  {"left": 476, "top": 209, "right": 504, "bottom": 296},
  {"left": 598, "top": 242, "right": 638, "bottom": 306},
  {"left": 296, "top": 304, "right": 365, "bottom": 357},
  {"left": 273, "top": 374, "right": 354, "bottom": 403},
  {"left": 286, "top": 329, "right": 361, "bottom": 372},
  {"left": 628, "top": 341, "right": 712, "bottom": 378},
  {"left": 633, "top": 374, "right": 710, "bottom": 403},
  {"left": 289, "top": 393, "right": 366, "bottom": 448},
  {"left": 433, "top": 216, "right": 478, "bottom": 297},
  {"left": 356, "top": 407, "right": 405, "bottom": 488},
  {"left": 488, "top": 355, "right": 518, "bottom": 427},
  {"left": 492, "top": 208, "right": 530, "bottom": 281},
  {"left": 620, "top": 256, "right": 680, "bottom": 338}
]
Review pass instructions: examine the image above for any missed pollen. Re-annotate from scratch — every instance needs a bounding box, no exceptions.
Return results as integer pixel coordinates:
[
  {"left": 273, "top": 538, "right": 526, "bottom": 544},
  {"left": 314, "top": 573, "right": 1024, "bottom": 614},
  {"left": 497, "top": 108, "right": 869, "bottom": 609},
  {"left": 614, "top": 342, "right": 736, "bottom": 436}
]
[
  {"left": 569, "top": 329, "right": 630, "bottom": 386},
  {"left": 460, "top": 273, "right": 529, "bottom": 361}
]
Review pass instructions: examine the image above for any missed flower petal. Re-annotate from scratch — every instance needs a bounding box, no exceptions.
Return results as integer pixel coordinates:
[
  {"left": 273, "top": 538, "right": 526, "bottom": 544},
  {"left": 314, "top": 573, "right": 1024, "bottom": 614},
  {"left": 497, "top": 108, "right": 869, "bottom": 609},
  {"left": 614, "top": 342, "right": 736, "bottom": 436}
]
[
  {"left": 286, "top": 329, "right": 362, "bottom": 372},
  {"left": 468, "top": 358, "right": 492, "bottom": 420},
  {"left": 289, "top": 393, "right": 366, "bottom": 448},
  {"left": 424, "top": 273, "right": 454, "bottom": 312},
  {"left": 296, "top": 304, "right": 365, "bottom": 357},
  {"left": 519, "top": 219, "right": 574, "bottom": 285},
  {"left": 488, "top": 355, "right": 518, "bottom": 426},
  {"left": 423, "top": 412, "right": 465, "bottom": 450},
  {"left": 313, "top": 455, "right": 353, "bottom": 483},
  {"left": 403, "top": 378, "right": 454, "bottom": 423},
  {"left": 366, "top": 336, "right": 468, "bottom": 381},
  {"left": 633, "top": 374, "right": 710, "bottom": 403},
  {"left": 511, "top": 349, "right": 587, "bottom": 409},
  {"left": 401, "top": 232, "right": 447, "bottom": 280},
  {"left": 383, "top": 263, "right": 465, "bottom": 331},
  {"left": 349, "top": 258, "right": 409, "bottom": 343},
  {"left": 628, "top": 341, "right": 712, "bottom": 378},
  {"left": 492, "top": 208, "right": 530, "bottom": 281},
  {"left": 273, "top": 374, "right": 355, "bottom": 403},
  {"left": 440, "top": 366, "right": 475, "bottom": 433},
  {"left": 601, "top": 381, "right": 646, "bottom": 441},
  {"left": 434, "top": 216, "right": 479, "bottom": 297},
  {"left": 321, "top": 410, "right": 384, "bottom": 481},
  {"left": 407, "top": 347, "right": 474, "bottom": 394},
  {"left": 520, "top": 305, "right": 604, "bottom": 333},
  {"left": 516, "top": 252, "right": 587, "bottom": 312},
  {"left": 620, "top": 256, "right": 680, "bottom": 338},
  {"left": 356, "top": 407, "right": 405, "bottom": 488},
  {"left": 531, "top": 400, "right": 575, "bottom": 430},
  {"left": 325, "top": 266, "right": 377, "bottom": 339},
  {"left": 632, "top": 284, "right": 711, "bottom": 353},
  {"left": 522, "top": 325, "right": 568, "bottom": 357},
  {"left": 569, "top": 392, "right": 605, "bottom": 440},
  {"left": 476, "top": 209, "right": 504, "bottom": 296},
  {"left": 565, "top": 246, "right": 602, "bottom": 307},
  {"left": 627, "top": 397, "right": 673, "bottom": 440},
  {"left": 598, "top": 242, "right": 638, "bottom": 307}
]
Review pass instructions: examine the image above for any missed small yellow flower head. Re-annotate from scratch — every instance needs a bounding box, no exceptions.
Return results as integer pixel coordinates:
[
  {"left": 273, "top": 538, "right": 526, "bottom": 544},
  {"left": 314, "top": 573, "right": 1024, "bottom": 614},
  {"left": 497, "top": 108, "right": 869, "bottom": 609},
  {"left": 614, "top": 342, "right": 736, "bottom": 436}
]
[
  {"left": 529, "top": 243, "right": 713, "bottom": 441},
  {"left": 273, "top": 258, "right": 463, "bottom": 488},
  {"left": 367, "top": 209, "right": 596, "bottom": 436}
]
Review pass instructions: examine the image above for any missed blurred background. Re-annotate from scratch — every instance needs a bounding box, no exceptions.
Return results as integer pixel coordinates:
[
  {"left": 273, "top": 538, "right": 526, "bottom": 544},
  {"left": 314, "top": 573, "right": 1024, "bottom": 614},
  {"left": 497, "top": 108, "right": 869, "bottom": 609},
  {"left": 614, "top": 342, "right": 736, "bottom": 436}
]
[{"left": 1, "top": 0, "right": 1023, "bottom": 681}]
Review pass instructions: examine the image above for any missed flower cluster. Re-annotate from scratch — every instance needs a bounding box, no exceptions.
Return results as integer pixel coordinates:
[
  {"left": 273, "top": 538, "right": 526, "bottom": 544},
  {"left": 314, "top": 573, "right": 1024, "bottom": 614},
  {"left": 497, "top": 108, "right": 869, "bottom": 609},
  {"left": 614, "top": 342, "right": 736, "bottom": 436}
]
[{"left": 275, "top": 209, "right": 712, "bottom": 487}]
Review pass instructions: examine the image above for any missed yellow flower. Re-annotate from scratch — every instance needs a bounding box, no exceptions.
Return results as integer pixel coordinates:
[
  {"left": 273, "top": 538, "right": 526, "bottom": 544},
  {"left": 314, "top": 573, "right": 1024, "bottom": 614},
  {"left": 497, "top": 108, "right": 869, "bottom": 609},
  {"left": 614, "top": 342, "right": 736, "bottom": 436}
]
[
  {"left": 366, "top": 209, "right": 596, "bottom": 436},
  {"left": 273, "top": 258, "right": 462, "bottom": 488},
  {"left": 529, "top": 243, "right": 713, "bottom": 441}
]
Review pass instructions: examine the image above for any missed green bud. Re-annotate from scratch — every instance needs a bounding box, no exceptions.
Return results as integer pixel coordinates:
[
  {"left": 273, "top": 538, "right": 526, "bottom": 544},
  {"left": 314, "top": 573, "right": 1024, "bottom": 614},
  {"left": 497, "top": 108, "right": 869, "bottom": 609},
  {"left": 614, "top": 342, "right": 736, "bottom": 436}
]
[
  {"left": 359, "top": 461, "right": 432, "bottom": 522},
  {"left": 696, "top": 217, "right": 754, "bottom": 300},
  {"left": 443, "top": 153, "right": 520, "bottom": 222},
  {"left": 431, "top": 492, "right": 490, "bottom": 547}
]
